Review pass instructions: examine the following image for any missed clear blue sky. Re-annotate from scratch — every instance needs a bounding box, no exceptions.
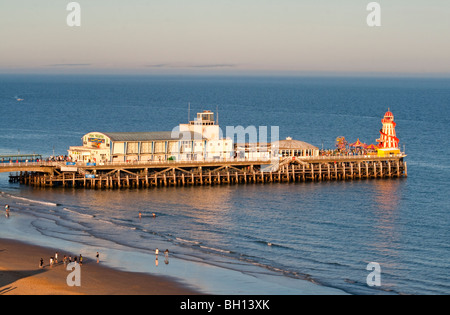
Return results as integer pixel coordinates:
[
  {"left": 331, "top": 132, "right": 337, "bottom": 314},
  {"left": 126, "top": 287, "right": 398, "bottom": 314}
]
[{"left": 1, "top": 0, "right": 449, "bottom": 75}]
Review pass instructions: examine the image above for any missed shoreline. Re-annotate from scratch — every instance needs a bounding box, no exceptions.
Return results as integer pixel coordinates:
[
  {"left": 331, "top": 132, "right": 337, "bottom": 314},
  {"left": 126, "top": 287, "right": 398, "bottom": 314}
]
[
  {"left": 0, "top": 186, "right": 349, "bottom": 295},
  {"left": 0, "top": 238, "right": 201, "bottom": 295}
]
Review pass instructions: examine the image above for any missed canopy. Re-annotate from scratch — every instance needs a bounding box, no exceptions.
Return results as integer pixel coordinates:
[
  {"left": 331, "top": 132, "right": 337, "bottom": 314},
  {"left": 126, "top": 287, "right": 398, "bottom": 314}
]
[
  {"left": 366, "top": 144, "right": 378, "bottom": 150},
  {"left": 350, "top": 138, "right": 365, "bottom": 147}
]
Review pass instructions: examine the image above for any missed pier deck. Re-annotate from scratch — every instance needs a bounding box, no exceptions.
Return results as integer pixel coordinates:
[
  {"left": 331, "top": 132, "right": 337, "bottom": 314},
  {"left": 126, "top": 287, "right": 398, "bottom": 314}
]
[{"left": 3, "top": 154, "right": 407, "bottom": 189}]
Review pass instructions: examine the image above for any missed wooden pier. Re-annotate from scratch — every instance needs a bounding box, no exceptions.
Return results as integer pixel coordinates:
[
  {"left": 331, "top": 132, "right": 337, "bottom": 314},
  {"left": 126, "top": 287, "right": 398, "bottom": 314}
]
[{"left": 4, "top": 155, "right": 407, "bottom": 189}]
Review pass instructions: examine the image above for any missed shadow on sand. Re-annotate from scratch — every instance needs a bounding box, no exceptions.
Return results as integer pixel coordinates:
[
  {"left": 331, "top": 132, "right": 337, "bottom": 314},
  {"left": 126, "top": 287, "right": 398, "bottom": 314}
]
[{"left": 0, "top": 269, "right": 47, "bottom": 294}]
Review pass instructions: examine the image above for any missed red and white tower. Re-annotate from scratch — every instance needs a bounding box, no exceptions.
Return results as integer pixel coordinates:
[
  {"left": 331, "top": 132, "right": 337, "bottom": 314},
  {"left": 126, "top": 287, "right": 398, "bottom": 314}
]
[{"left": 376, "top": 109, "right": 400, "bottom": 156}]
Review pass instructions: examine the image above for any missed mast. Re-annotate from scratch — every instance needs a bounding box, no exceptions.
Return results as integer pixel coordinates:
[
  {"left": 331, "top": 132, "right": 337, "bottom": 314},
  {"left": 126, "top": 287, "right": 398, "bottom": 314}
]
[{"left": 216, "top": 105, "right": 219, "bottom": 125}]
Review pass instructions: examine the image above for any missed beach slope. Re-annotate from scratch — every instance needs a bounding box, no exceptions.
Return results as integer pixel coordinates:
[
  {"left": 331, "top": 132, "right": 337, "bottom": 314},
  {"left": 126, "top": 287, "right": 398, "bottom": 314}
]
[{"left": 0, "top": 238, "right": 199, "bottom": 295}]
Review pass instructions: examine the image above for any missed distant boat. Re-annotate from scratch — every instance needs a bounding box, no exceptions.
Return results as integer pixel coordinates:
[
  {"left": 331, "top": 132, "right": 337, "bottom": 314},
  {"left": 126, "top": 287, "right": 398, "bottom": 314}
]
[{"left": 16, "top": 98, "right": 24, "bottom": 101}]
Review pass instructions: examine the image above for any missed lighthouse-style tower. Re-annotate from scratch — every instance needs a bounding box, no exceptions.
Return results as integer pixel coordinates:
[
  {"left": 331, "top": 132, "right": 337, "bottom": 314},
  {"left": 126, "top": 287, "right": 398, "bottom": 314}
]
[{"left": 376, "top": 109, "right": 401, "bottom": 156}]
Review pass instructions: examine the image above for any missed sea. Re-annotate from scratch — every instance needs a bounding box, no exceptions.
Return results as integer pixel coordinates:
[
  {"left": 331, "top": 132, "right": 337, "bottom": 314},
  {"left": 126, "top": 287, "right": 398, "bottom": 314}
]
[{"left": 0, "top": 74, "right": 449, "bottom": 295}]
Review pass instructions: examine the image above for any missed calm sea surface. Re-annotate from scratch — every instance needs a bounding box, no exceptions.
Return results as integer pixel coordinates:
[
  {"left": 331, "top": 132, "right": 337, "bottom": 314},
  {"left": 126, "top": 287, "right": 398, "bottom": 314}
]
[{"left": 0, "top": 74, "right": 449, "bottom": 294}]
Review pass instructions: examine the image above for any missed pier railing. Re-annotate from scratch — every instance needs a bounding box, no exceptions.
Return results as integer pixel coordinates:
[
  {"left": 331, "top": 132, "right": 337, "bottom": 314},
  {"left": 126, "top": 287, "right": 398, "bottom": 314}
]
[
  {"left": 0, "top": 159, "right": 274, "bottom": 172},
  {"left": 301, "top": 153, "right": 406, "bottom": 161},
  {"left": 0, "top": 161, "right": 58, "bottom": 168},
  {"left": 72, "top": 158, "right": 274, "bottom": 167},
  {"left": 1, "top": 153, "right": 406, "bottom": 170}
]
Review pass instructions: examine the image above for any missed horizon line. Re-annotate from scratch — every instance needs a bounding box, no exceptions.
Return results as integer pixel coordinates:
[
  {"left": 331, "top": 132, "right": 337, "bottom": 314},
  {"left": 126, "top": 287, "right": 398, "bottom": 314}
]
[{"left": 1, "top": 70, "right": 450, "bottom": 79}]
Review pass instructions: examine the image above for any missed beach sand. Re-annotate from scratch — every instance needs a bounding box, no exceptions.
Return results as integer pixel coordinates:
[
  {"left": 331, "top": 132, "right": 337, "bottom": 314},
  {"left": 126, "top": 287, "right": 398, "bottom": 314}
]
[{"left": 0, "top": 238, "right": 200, "bottom": 295}]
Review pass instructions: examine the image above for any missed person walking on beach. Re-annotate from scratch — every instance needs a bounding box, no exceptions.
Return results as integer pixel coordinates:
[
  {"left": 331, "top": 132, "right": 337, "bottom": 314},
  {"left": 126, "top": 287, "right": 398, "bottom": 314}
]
[
  {"left": 5, "top": 204, "right": 10, "bottom": 218},
  {"left": 164, "top": 249, "right": 169, "bottom": 265},
  {"left": 79, "top": 254, "right": 83, "bottom": 266},
  {"left": 39, "top": 258, "right": 44, "bottom": 269},
  {"left": 96, "top": 252, "right": 100, "bottom": 264},
  {"left": 55, "top": 252, "right": 58, "bottom": 264}
]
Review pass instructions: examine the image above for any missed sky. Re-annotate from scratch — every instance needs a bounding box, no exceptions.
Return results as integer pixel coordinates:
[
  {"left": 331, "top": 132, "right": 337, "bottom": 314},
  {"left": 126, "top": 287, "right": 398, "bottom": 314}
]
[{"left": 1, "top": 0, "right": 449, "bottom": 75}]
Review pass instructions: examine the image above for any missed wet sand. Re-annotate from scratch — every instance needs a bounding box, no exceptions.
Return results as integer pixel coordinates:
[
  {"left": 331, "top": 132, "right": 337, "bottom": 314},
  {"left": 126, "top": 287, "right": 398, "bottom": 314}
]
[{"left": 0, "top": 238, "right": 200, "bottom": 295}]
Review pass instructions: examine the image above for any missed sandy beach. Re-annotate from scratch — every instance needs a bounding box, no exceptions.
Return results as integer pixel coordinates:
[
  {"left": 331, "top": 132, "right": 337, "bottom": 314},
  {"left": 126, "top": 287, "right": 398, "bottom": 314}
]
[{"left": 0, "top": 238, "right": 200, "bottom": 295}]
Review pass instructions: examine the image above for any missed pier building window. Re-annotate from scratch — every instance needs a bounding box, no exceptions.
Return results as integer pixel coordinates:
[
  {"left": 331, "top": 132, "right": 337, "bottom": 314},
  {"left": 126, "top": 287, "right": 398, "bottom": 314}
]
[
  {"left": 141, "top": 142, "right": 152, "bottom": 154},
  {"left": 127, "top": 142, "right": 139, "bottom": 154},
  {"left": 113, "top": 142, "right": 125, "bottom": 154},
  {"left": 154, "top": 142, "right": 165, "bottom": 154},
  {"left": 168, "top": 141, "right": 179, "bottom": 154}
]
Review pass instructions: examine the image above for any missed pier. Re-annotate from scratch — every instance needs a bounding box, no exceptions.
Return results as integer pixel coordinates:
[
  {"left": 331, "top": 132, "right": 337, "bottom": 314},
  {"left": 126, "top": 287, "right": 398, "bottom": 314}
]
[
  {"left": 4, "top": 155, "right": 407, "bottom": 189},
  {"left": 2, "top": 110, "right": 408, "bottom": 189}
]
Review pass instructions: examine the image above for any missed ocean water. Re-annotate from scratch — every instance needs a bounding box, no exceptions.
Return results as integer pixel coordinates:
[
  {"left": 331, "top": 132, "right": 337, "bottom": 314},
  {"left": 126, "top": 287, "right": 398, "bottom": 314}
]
[{"left": 0, "top": 74, "right": 449, "bottom": 295}]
